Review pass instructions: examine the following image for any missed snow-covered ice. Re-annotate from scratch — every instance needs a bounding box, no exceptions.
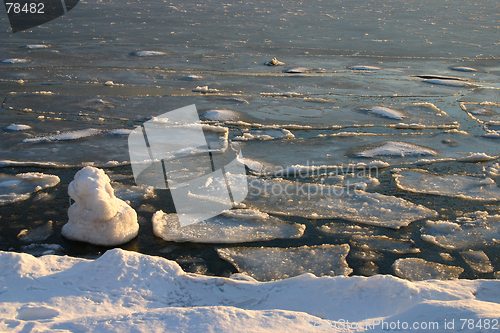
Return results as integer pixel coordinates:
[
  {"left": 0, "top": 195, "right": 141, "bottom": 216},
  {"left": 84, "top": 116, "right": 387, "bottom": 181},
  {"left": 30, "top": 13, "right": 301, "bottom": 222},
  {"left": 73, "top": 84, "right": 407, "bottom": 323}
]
[
  {"left": 152, "top": 209, "right": 305, "bottom": 243},
  {"left": 393, "top": 169, "right": 500, "bottom": 201},
  {"left": 355, "top": 141, "right": 438, "bottom": 158},
  {"left": 233, "top": 128, "right": 294, "bottom": 141},
  {"left": 0, "top": 249, "right": 499, "bottom": 332},
  {"left": 420, "top": 211, "right": 500, "bottom": 250},
  {"left": 0, "top": 172, "right": 60, "bottom": 206},
  {"left": 244, "top": 177, "right": 437, "bottom": 229},
  {"left": 392, "top": 258, "right": 464, "bottom": 281},
  {"left": 460, "top": 250, "right": 494, "bottom": 274},
  {"left": 61, "top": 167, "right": 139, "bottom": 246},
  {"left": 216, "top": 244, "right": 352, "bottom": 281}
]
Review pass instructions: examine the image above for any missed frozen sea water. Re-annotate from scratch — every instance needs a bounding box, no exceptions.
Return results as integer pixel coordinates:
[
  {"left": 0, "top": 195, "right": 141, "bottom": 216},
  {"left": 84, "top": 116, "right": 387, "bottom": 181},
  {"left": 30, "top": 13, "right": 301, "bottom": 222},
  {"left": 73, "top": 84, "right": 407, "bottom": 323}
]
[
  {"left": 216, "top": 244, "right": 352, "bottom": 281},
  {"left": 392, "top": 258, "right": 464, "bottom": 281},
  {"left": 152, "top": 209, "right": 305, "bottom": 243},
  {"left": 1, "top": 0, "right": 500, "bottom": 283},
  {"left": 0, "top": 173, "right": 60, "bottom": 206},
  {"left": 393, "top": 169, "right": 500, "bottom": 201},
  {"left": 460, "top": 250, "right": 494, "bottom": 274}
]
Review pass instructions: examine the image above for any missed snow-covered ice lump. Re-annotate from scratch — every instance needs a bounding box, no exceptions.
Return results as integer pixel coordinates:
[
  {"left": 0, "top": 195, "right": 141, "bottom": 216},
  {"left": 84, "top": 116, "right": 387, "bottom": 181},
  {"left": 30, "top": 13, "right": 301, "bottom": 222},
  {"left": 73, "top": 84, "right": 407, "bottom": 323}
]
[{"left": 61, "top": 166, "right": 139, "bottom": 246}]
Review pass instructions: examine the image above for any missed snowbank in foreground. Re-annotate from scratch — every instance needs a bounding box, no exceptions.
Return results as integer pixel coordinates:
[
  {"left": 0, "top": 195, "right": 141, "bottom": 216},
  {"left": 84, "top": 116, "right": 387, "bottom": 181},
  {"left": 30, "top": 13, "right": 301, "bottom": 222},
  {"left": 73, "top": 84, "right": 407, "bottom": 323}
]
[{"left": 0, "top": 249, "right": 499, "bottom": 332}]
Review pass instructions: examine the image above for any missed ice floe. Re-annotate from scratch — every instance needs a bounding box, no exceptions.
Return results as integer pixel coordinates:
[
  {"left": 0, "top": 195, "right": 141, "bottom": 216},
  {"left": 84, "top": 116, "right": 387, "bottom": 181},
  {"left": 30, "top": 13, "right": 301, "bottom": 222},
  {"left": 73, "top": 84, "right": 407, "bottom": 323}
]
[
  {"left": 132, "top": 51, "right": 166, "bottom": 57},
  {"left": 61, "top": 167, "right": 139, "bottom": 246},
  {"left": 460, "top": 250, "right": 494, "bottom": 273},
  {"left": 364, "top": 106, "right": 406, "bottom": 120},
  {"left": 392, "top": 258, "right": 464, "bottom": 281},
  {"left": 152, "top": 209, "right": 305, "bottom": 243},
  {"left": 420, "top": 211, "right": 500, "bottom": 250},
  {"left": 24, "top": 44, "right": 48, "bottom": 49},
  {"left": 233, "top": 128, "right": 294, "bottom": 141},
  {"left": 4, "top": 124, "right": 31, "bottom": 131},
  {"left": 1, "top": 58, "right": 28, "bottom": 64},
  {"left": 349, "top": 65, "right": 381, "bottom": 70},
  {"left": 350, "top": 235, "right": 420, "bottom": 254},
  {"left": 265, "top": 57, "right": 285, "bottom": 66},
  {"left": 450, "top": 66, "right": 477, "bottom": 72},
  {"left": 17, "top": 221, "right": 53, "bottom": 242},
  {"left": 424, "top": 79, "right": 477, "bottom": 87},
  {"left": 355, "top": 141, "right": 438, "bottom": 158},
  {"left": 200, "top": 109, "right": 242, "bottom": 121},
  {"left": 318, "top": 222, "right": 375, "bottom": 236},
  {"left": 192, "top": 85, "right": 220, "bottom": 93},
  {"left": 0, "top": 172, "right": 60, "bottom": 206},
  {"left": 461, "top": 102, "right": 500, "bottom": 125},
  {"left": 244, "top": 177, "right": 437, "bottom": 229},
  {"left": 23, "top": 129, "right": 102, "bottom": 143},
  {"left": 216, "top": 244, "right": 352, "bottom": 281},
  {"left": 393, "top": 169, "right": 500, "bottom": 201},
  {"left": 283, "top": 67, "right": 314, "bottom": 73}
]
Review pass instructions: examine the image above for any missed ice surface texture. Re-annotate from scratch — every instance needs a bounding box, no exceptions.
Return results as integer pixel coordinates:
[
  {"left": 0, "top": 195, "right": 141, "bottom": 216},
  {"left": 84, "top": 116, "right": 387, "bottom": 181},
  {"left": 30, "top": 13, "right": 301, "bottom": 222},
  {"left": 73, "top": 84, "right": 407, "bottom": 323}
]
[
  {"left": 244, "top": 177, "right": 437, "bottom": 229},
  {"left": 61, "top": 167, "right": 139, "bottom": 246},
  {"left": 392, "top": 258, "right": 464, "bottom": 281},
  {"left": 216, "top": 244, "right": 352, "bottom": 281},
  {"left": 1, "top": 249, "right": 499, "bottom": 332},
  {"left": 152, "top": 209, "right": 305, "bottom": 243},
  {"left": 393, "top": 169, "right": 500, "bottom": 201},
  {"left": 421, "top": 211, "right": 500, "bottom": 250},
  {"left": 0, "top": 173, "right": 60, "bottom": 206}
]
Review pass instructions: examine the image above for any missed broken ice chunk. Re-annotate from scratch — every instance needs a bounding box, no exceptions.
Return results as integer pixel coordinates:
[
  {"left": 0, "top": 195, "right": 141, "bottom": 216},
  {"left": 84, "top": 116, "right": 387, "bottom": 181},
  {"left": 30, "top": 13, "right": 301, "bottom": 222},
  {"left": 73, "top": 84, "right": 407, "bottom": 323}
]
[
  {"left": 17, "top": 221, "right": 53, "bottom": 242},
  {"left": 244, "top": 177, "right": 437, "bottom": 229},
  {"left": 233, "top": 128, "right": 294, "bottom": 141},
  {"left": 4, "top": 124, "right": 31, "bottom": 131},
  {"left": 0, "top": 173, "right": 60, "bottom": 206},
  {"left": 349, "top": 65, "right": 381, "bottom": 71},
  {"left": 355, "top": 141, "right": 438, "bottom": 158},
  {"left": 319, "top": 222, "right": 375, "bottom": 236},
  {"left": 420, "top": 211, "right": 500, "bottom": 250},
  {"left": 132, "top": 51, "right": 166, "bottom": 57},
  {"left": 216, "top": 244, "right": 352, "bottom": 281},
  {"left": 22, "top": 129, "right": 102, "bottom": 143},
  {"left": 61, "top": 167, "right": 139, "bottom": 246},
  {"left": 460, "top": 250, "right": 494, "bottom": 273},
  {"left": 350, "top": 235, "right": 420, "bottom": 254},
  {"left": 152, "top": 209, "right": 305, "bottom": 243},
  {"left": 393, "top": 169, "right": 500, "bottom": 201},
  {"left": 392, "top": 258, "right": 463, "bottom": 281}
]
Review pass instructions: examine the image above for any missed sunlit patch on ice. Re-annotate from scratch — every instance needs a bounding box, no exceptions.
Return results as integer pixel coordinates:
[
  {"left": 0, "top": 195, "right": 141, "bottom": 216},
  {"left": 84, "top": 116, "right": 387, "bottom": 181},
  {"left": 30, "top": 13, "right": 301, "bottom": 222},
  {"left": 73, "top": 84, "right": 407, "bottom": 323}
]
[
  {"left": 0, "top": 173, "right": 60, "bottom": 206},
  {"left": 152, "top": 209, "right": 305, "bottom": 243},
  {"left": 355, "top": 141, "right": 438, "bottom": 158},
  {"left": 216, "top": 244, "right": 352, "bottom": 281},
  {"left": 362, "top": 106, "right": 406, "bottom": 120},
  {"left": 392, "top": 258, "right": 463, "bottom": 281},
  {"left": 393, "top": 169, "right": 500, "bottom": 201},
  {"left": 244, "top": 177, "right": 437, "bottom": 229},
  {"left": 420, "top": 211, "right": 500, "bottom": 250},
  {"left": 460, "top": 250, "right": 494, "bottom": 273},
  {"left": 4, "top": 124, "right": 31, "bottom": 131}
]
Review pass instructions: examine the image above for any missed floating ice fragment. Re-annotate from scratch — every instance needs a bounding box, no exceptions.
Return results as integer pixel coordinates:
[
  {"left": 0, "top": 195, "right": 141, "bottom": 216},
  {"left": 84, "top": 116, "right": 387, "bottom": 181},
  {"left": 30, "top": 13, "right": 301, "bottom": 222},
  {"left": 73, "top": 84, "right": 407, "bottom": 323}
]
[
  {"left": 393, "top": 169, "right": 500, "bottom": 201},
  {"left": 458, "top": 152, "right": 496, "bottom": 162},
  {"left": 283, "top": 67, "right": 314, "bottom": 73},
  {"left": 132, "top": 51, "right": 166, "bottom": 57},
  {"left": 1, "top": 58, "right": 28, "bottom": 64},
  {"left": 216, "top": 244, "right": 352, "bottom": 281},
  {"left": 24, "top": 44, "right": 48, "bottom": 49},
  {"left": 152, "top": 209, "right": 305, "bottom": 243},
  {"left": 355, "top": 141, "right": 438, "bottom": 158},
  {"left": 20, "top": 243, "right": 64, "bottom": 256},
  {"left": 392, "top": 258, "right": 463, "bottom": 281},
  {"left": 450, "top": 66, "right": 477, "bottom": 72},
  {"left": 108, "top": 129, "right": 133, "bottom": 136},
  {"left": 349, "top": 66, "right": 380, "bottom": 70},
  {"left": 4, "top": 124, "right": 31, "bottom": 131},
  {"left": 366, "top": 106, "right": 406, "bottom": 120},
  {"left": 460, "top": 250, "right": 494, "bottom": 273},
  {"left": 319, "top": 222, "right": 374, "bottom": 236},
  {"left": 61, "top": 167, "right": 139, "bottom": 246},
  {"left": 18, "top": 221, "right": 53, "bottom": 242},
  {"left": 233, "top": 128, "right": 294, "bottom": 141},
  {"left": 244, "top": 177, "right": 437, "bottom": 229},
  {"left": 265, "top": 57, "right": 285, "bottom": 66},
  {"left": 192, "top": 85, "right": 220, "bottom": 93},
  {"left": 350, "top": 235, "right": 420, "bottom": 254},
  {"left": 0, "top": 173, "right": 60, "bottom": 206},
  {"left": 424, "top": 79, "right": 476, "bottom": 87},
  {"left": 22, "top": 129, "right": 102, "bottom": 143},
  {"left": 421, "top": 211, "right": 500, "bottom": 250},
  {"left": 199, "top": 109, "right": 241, "bottom": 121}
]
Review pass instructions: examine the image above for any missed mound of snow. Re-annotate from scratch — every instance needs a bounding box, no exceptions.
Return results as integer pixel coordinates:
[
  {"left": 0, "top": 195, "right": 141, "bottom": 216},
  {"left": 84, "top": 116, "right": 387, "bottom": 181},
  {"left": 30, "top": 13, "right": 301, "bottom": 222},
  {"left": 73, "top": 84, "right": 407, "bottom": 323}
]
[{"left": 61, "top": 167, "right": 139, "bottom": 246}]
